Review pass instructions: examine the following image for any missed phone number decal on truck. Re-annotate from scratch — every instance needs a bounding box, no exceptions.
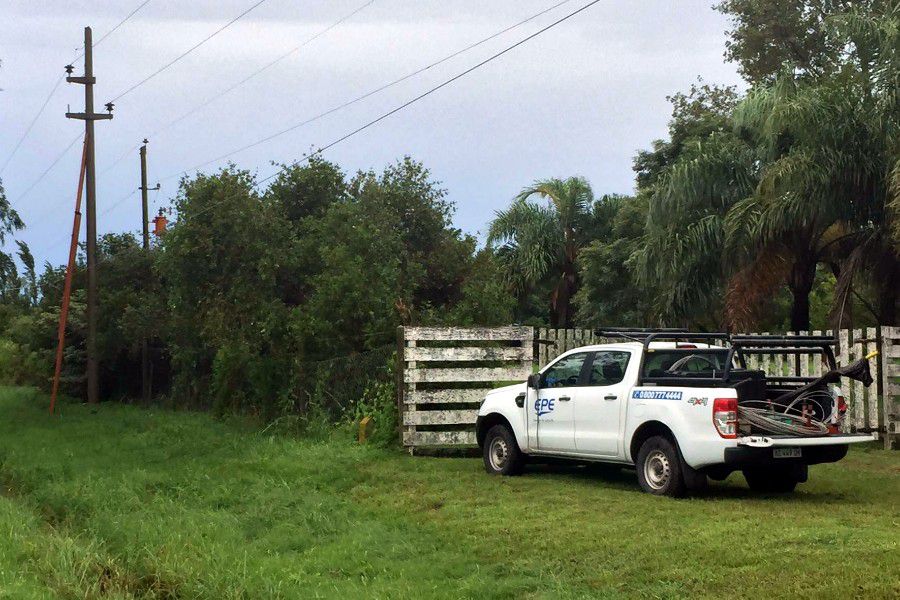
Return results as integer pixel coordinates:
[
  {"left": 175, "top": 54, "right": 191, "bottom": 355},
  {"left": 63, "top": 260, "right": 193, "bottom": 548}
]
[{"left": 632, "top": 390, "right": 683, "bottom": 400}]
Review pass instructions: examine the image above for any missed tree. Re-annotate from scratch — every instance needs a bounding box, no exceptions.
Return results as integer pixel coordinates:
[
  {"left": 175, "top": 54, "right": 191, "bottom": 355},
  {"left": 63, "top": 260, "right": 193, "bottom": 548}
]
[
  {"left": 722, "top": 3, "right": 899, "bottom": 328},
  {"left": 488, "top": 177, "right": 595, "bottom": 327},
  {"left": 637, "top": 4, "right": 899, "bottom": 330},
  {"left": 576, "top": 195, "right": 652, "bottom": 327},
  {"left": 0, "top": 176, "right": 25, "bottom": 302},
  {"left": 290, "top": 157, "right": 477, "bottom": 358},
  {"left": 16, "top": 241, "right": 36, "bottom": 306},
  {"left": 447, "top": 248, "right": 516, "bottom": 326},
  {"left": 632, "top": 84, "right": 754, "bottom": 326},
  {"left": 160, "top": 167, "right": 293, "bottom": 413},
  {"left": 715, "top": 0, "right": 846, "bottom": 83}
]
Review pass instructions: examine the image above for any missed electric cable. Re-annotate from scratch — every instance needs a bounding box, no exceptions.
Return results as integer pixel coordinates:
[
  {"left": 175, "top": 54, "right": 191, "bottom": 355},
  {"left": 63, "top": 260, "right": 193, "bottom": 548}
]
[
  {"left": 72, "top": 0, "right": 154, "bottom": 62},
  {"left": 155, "top": 0, "right": 377, "bottom": 135},
  {"left": 165, "top": 0, "right": 577, "bottom": 180},
  {"left": 0, "top": 77, "right": 64, "bottom": 177},
  {"left": 64, "top": 0, "right": 598, "bottom": 247},
  {"left": 163, "top": 0, "right": 602, "bottom": 227},
  {"left": 739, "top": 388, "right": 838, "bottom": 436},
  {"left": 107, "top": 0, "right": 271, "bottom": 104},
  {"left": 99, "top": 0, "right": 377, "bottom": 177},
  {"left": 100, "top": 189, "right": 138, "bottom": 217},
  {"left": 12, "top": 132, "right": 83, "bottom": 204},
  {"left": 2, "top": 0, "right": 152, "bottom": 189},
  {"left": 260, "top": 0, "right": 602, "bottom": 183}
]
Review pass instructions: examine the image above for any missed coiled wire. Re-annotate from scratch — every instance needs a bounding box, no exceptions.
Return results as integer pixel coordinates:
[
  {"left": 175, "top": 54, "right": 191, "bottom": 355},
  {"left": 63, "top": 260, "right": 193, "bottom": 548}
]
[{"left": 739, "top": 390, "right": 835, "bottom": 436}]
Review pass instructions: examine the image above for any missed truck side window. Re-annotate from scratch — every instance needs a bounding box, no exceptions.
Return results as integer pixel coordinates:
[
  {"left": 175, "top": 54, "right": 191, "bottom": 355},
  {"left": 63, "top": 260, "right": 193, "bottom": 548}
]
[
  {"left": 588, "top": 351, "right": 630, "bottom": 386},
  {"left": 541, "top": 353, "right": 588, "bottom": 388}
]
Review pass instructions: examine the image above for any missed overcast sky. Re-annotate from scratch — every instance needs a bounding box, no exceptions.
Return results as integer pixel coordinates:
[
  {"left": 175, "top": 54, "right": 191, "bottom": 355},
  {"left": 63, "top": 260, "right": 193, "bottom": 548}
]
[{"left": 1, "top": 0, "right": 743, "bottom": 268}]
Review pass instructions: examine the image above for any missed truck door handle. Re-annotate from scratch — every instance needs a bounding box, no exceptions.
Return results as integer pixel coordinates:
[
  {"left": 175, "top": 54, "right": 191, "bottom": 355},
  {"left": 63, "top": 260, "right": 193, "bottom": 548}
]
[
  {"left": 559, "top": 396, "right": 571, "bottom": 402},
  {"left": 604, "top": 395, "right": 617, "bottom": 401}
]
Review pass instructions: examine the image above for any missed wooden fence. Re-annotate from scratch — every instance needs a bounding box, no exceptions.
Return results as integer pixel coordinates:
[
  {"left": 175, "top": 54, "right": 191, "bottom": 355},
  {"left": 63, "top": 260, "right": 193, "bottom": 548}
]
[
  {"left": 398, "top": 326, "right": 899, "bottom": 451},
  {"left": 398, "top": 326, "right": 533, "bottom": 452}
]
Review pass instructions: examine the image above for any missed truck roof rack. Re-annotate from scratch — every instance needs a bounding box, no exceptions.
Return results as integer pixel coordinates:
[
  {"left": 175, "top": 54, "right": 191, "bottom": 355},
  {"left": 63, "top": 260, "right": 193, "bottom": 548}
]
[
  {"left": 595, "top": 328, "right": 837, "bottom": 386},
  {"left": 597, "top": 329, "right": 730, "bottom": 346}
]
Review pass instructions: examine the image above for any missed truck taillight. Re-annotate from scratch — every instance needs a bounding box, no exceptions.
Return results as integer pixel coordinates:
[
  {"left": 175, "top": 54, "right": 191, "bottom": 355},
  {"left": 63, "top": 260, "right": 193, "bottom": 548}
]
[{"left": 713, "top": 398, "right": 738, "bottom": 439}]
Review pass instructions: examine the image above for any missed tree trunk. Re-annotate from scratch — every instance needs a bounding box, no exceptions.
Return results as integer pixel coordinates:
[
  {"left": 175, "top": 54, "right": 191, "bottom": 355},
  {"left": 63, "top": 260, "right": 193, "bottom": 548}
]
[
  {"left": 875, "top": 258, "right": 898, "bottom": 325},
  {"left": 552, "top": 262, "right": 577, "bottom": 328},
  {"left": 788, "top": 257, "right": 816, "bottom": 331}
]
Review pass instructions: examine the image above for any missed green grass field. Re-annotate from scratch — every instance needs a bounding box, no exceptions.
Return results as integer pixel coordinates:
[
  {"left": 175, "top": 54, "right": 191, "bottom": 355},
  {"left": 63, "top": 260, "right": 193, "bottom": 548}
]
[{"left": 0, "top": 386, "right": 897, "bottom": 599}]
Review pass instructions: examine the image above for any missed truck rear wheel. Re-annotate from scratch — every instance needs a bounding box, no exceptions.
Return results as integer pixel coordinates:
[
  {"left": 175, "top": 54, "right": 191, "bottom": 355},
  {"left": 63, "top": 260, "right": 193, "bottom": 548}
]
[
  {"left": 743, "top": 466, "right": 802, "bottom": 493},
  {"left": 482, "top": 424, "right": 524, "bottom": 476},
  {"left": 636, "top": 436, "right": 687, "bottom": 497}
]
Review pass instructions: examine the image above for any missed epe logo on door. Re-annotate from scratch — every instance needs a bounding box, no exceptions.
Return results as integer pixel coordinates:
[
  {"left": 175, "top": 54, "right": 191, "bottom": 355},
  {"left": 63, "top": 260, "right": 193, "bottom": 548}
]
[{"left": 534, "top": 398, "right": 556, "bottom": 416}]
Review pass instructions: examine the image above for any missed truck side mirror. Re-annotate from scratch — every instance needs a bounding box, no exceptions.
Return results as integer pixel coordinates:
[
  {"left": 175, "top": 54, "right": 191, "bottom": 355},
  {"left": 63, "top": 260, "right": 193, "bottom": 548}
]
[{"left": 527, "top": 373, "right": 541, "bottom": 389}]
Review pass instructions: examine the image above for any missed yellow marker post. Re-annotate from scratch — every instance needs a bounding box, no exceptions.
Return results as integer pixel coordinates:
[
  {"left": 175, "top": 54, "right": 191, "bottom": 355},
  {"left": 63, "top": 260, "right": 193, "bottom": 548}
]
[{"left": 358, "top": 416, "right": 373, "bottom": 443}]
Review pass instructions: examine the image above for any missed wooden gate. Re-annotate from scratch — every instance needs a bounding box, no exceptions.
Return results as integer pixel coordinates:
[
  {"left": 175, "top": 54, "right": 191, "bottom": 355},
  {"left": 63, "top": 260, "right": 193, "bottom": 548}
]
[{"left": 398, "top": 326, "right": 533, "bottom": 451}]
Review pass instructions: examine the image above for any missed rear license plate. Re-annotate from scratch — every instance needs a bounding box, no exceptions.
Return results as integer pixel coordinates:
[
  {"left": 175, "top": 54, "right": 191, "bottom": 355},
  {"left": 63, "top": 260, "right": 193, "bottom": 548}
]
[{"left": 773, "top": 447, "right": 802, "bottom": 459}]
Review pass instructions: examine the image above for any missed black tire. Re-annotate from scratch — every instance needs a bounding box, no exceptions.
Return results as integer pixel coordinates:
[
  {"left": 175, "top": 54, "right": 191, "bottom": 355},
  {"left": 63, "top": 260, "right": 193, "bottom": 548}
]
[
  {"left": 482, "top": 424, "right": 525, "bottom": 476},
  {"left": 635, "top": 435, "right": 687, "bottom": 497},
  {"left": 743, "top": 466, "right": 800, "bottom": 493}
]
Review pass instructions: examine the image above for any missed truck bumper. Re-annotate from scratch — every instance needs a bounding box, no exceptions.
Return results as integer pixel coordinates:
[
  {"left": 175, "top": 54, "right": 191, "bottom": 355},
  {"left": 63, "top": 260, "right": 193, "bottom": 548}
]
[{"left": 723, "top": 443, "right": 849, "bottom": 467}]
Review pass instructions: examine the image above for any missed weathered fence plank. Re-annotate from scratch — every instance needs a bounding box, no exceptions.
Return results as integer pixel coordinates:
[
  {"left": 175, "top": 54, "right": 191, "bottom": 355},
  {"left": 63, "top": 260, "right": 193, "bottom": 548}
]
[
  {"left": 404, "top": 346, "right": 531, "bottom": 362},
  {"left": 404, "top": 365, "right": 532, "bottom": 384},
  {"left": 404, "top": 326, "right": 532, "bottom": 341},
  {"left": 866, "top": 326, "right": 879, "bottom": 436},
  {"left": 403, "top": 409, "right": 480, "bottom": 426},
  {"left": 403, "top": 431, "right": 477, "bottom": 446},
  {"left": 881, "top": 326, "right": 898, "bottom": 449},
  {"left": 404, "top": 389, "right": 493, "bottom": 405}
]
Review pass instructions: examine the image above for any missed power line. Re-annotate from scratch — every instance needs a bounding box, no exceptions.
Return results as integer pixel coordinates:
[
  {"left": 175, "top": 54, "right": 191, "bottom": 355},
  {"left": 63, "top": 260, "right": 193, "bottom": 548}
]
[
  {"left": 73, "top": 0, "right": 154, "bottom": 62},
  {"left": 100, "top": 189, "right": 138, "bottom": 218},
  {"left": 108, "top": 0, "right": 270, "bottom": 104},
  {"left": 1, "top": 1, "right": 152, "bottom": 180},
  {"left": 13, "top": 132, "right": 83, "bottom": 203},
  {"left": 0, "top": 77, "right": 64, "bottom": 177},
  {"left": 164, "top": 0, "right": 576, "bottom": 180},
  {"left": 154, "top": 0, "right": 377, "bottom": 135},
  {"left": 183, "top": 0, "right": 603, "bottom": 223},
  {"left": 99, "top": 0, "right": 376, "bottom": 178}
]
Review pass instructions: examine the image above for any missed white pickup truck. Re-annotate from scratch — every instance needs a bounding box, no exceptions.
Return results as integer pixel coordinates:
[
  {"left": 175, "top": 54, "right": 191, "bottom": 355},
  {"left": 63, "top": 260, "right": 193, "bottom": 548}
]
[{"left": 475, "top": 330, "right": 875, "bottom": 496}]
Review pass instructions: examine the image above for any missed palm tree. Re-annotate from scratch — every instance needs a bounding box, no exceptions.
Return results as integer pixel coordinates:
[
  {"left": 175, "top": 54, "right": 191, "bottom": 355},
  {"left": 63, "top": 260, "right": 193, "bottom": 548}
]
[
  {"left": 724, "top": 2, "right": 899, "bottom": 327},
  {"left": 488, "top": 177, "right": 594, "bottom": 327},
  {"left": 631, "top": 131, "right": 758, "bottom": 326}
]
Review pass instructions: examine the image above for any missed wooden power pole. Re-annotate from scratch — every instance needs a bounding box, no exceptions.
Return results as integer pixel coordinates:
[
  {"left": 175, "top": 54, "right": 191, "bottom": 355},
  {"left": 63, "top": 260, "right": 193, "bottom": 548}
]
[
  {"left": 138, "top": 139, "right": 159, "bottom": 403},
  {"left": 66, "top": 26, "right": 112, "bottom": 403}
]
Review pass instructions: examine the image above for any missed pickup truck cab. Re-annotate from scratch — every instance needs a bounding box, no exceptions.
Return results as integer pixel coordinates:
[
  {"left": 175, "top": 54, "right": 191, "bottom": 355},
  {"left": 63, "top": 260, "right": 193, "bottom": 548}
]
[{"left": 475, "top": 331, "right": 875, "bottom": 496}]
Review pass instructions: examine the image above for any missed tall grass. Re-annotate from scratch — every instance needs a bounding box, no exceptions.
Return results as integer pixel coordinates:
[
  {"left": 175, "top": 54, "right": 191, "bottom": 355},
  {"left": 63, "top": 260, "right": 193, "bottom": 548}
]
[{"left": 0, "top": 386, "right": 897, "bottom": 598}]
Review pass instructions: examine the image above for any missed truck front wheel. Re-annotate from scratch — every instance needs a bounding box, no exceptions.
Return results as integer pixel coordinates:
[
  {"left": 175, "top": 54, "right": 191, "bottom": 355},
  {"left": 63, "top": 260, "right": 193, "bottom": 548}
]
[
  {"left": 482, "top": 425, "right": 525, "bottom": 476},
  {"left": 636, "top": 436, "right": 687, "bottom": 497}
]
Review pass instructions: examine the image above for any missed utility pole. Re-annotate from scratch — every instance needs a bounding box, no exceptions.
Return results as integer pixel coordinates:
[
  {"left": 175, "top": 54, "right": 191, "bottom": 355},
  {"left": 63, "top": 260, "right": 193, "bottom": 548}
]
[
  {"left": 66, "top": 26, "right": 113, "bottom": 404},
  {"left": 138, "top": 139, "right": 159, "bottom": 403},
  {"left": 138, "top": 139, "right": 159, "bottom": 250}
]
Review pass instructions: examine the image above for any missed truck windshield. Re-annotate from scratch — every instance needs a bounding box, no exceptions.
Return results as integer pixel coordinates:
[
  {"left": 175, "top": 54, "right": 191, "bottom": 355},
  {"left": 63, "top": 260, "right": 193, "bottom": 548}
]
[{"left": 642, "top": 349, "right": 730, "bottom": 378}]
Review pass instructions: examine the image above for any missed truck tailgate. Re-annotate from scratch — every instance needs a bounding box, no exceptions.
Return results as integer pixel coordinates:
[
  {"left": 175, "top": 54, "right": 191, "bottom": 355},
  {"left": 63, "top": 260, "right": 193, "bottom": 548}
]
[{"left": 738, "top": 434, "right": 876, "bottom": 448}]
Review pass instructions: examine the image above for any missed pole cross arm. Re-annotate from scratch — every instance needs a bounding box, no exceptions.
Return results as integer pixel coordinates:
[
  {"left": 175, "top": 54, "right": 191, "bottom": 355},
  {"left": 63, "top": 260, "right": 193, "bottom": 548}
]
[
  {"left": 65, "top": 76, "right": 96, "bottom": 85},
  {"left": 66, "top": 112, "right": 114, "bottom": 121}
]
